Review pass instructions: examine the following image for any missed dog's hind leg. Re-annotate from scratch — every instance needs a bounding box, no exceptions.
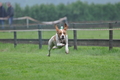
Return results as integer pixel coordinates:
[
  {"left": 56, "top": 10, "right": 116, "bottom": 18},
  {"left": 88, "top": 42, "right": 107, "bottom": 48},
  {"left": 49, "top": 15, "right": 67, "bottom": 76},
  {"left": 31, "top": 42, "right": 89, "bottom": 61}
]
[
  {"left": 48, "top": 50, "right": 51, "bottom": 57},
  {"left": 48, "top": 42, "right": 54, "bottom": 57},
  {"left": 48, "top": 35, "right": 55, "bottom": 57},
  {"left": 48, "top": 46, "right": 51, "bottom": 57}
]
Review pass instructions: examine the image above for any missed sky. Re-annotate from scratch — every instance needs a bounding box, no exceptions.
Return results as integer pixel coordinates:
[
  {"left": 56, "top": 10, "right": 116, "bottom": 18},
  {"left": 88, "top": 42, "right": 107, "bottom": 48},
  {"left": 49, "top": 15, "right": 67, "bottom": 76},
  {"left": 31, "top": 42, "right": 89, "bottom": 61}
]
[{"left": 0, "top": 0, "right": 120, "bottom": 7}]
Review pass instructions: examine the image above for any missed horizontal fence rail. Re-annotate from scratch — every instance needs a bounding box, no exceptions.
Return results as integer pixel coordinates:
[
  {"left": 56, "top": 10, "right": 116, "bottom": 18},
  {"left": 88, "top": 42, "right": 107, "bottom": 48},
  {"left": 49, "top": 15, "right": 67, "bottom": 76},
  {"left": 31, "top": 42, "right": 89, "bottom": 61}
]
[{"left": 0, "top": 39, "right": 120, "bottom": 47}]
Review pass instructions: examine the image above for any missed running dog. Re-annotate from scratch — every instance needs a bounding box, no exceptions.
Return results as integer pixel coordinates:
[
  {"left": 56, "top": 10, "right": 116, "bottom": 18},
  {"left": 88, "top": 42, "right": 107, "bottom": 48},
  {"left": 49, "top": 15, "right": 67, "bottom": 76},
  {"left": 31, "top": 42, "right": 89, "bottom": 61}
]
[{"left": 48, "top": 23, "right": 69, "bottom": 56}]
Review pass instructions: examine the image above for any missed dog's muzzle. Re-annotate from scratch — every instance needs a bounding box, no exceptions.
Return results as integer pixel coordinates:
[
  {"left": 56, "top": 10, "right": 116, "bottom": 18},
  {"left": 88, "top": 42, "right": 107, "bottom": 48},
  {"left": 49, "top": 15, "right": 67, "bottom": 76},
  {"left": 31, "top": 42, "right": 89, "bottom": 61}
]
[{"left": 62, "top": 35, "right": 64, "bottom": 39}]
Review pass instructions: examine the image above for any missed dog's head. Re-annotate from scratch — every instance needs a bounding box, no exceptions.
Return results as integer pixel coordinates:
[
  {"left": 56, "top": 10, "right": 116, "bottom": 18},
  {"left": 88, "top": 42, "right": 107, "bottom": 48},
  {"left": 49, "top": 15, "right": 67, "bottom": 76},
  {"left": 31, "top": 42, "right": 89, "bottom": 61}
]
[{"left": 55, "top": 23, "right": 68, "bottom": 40}]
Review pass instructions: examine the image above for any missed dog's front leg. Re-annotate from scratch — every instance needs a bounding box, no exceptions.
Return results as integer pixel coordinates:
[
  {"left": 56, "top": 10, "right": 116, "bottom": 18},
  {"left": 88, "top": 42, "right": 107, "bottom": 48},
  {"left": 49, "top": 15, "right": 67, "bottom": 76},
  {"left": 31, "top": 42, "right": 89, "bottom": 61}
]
[
  {"left": 57, "top": 43, "right": 65, "bottom": 46},
  {"left": 65, "top": 44, "right": 69, "bottom": 54},
  {"left": 65, "top": 35, "right": 69, "bottom": 54}
]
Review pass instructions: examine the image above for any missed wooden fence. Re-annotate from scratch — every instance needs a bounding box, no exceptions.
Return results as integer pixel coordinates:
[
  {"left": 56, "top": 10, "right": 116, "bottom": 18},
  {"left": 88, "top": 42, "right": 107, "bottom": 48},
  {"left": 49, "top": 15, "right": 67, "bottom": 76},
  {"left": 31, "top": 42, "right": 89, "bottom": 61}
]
[{"left": 0, "top": 22, "right": 120, "bottom": 50}]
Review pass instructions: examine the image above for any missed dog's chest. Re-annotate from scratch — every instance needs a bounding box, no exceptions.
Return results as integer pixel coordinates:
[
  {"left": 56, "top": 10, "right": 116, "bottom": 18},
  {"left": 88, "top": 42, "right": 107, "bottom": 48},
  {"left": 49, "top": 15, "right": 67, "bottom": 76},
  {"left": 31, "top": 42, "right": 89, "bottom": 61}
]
[{"left": 59, "top": 39, "right": 66, "bottom": 44}]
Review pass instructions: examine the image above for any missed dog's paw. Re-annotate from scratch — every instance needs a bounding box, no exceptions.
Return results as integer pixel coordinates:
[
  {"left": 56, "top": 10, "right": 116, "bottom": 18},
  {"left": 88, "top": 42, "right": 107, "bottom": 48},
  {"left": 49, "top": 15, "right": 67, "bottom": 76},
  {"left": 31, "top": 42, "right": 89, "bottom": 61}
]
[
  {"left": 62, "top": 44, "right": 65, "bottom": 46},
  {"left": 47, "top": 54, "right": 50, "bottom": 57},
  {"left": 52, "top": 46, "right": 57, "bottom": 49},
  {"left": 65, "top": 52, "right": 69, "bottom": 54},
  {"left": 65, "top": 50, "right": 69, "bottom": 54}
]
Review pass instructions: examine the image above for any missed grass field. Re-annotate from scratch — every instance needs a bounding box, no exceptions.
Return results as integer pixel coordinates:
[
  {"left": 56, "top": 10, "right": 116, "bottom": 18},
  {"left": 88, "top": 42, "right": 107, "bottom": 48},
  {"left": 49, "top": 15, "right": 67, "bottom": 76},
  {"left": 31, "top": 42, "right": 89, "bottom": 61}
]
[
  {"left": 0, "top": 29, "right": 120, "bottom": 80},
  {"left": 0, "top": 43, "right": 120, "bottom": 80},
  {"left": 0, "top": 30, "right": 120, "bottom": 39}
]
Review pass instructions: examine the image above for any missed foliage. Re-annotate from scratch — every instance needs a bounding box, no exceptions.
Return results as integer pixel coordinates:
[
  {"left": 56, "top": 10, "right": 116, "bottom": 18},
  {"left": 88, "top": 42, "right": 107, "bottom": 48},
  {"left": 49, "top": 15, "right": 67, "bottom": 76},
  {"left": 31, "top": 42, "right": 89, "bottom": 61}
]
[{"left": 13, "top": 1, "right": 120, "bottom": 22}]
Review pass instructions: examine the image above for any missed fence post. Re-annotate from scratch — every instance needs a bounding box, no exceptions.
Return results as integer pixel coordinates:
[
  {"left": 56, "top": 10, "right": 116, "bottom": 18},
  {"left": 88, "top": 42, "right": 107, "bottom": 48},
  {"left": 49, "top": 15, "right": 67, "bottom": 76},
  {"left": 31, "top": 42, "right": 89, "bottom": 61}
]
[
  {"left": 109, "top": 23, "right": 113, "bottom": 50},
  {"left": 14, "top": 27, "right": 17, "bottom": 48},
  {"left": 38, "top": 25, "right": 42, "bottom": 49},
  {"left": 26, "top": 18, "right": 29, "bottom": 28},
  {"left": 73, "top": 23, "right": 77, "bottom": 50}
]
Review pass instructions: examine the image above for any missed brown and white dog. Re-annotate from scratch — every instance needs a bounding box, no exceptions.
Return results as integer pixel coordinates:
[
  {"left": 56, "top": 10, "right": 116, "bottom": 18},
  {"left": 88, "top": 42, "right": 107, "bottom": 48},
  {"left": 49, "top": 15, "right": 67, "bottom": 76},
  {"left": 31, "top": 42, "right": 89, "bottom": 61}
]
[{"left": 48, "top": 23, "right": 69, "bottom": 56}]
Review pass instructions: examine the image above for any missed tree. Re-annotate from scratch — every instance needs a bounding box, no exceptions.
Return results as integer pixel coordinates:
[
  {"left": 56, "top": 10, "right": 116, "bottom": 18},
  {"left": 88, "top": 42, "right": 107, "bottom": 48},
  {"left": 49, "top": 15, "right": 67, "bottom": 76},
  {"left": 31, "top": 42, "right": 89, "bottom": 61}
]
[{"left": 13, "top": 1, "right": 120, "bottom": 22}]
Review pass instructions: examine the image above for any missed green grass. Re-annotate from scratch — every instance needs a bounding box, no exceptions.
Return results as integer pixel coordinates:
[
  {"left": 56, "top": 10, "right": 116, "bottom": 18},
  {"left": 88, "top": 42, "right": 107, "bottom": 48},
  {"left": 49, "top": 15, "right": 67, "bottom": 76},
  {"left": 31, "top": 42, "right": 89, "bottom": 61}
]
[
  {"left": 0, "top": 43, "right": 120, "bottom": 80},
  {"left": 0, "top": 28, "right": 120, "bottom": 80},
  {"left": 0, "top": 30, "right": 120, "bottom": 39}
]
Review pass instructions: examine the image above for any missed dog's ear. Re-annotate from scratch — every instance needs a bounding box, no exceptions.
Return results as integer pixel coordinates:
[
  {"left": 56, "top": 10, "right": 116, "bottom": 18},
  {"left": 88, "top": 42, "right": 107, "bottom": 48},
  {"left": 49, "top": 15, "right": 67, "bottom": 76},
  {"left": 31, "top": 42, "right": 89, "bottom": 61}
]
[
  {"left": 64, "top": 23, "right": 68, "bottom": 31},
  {"left": 54, "top": 24, "right": 59, "bottom": 32}
]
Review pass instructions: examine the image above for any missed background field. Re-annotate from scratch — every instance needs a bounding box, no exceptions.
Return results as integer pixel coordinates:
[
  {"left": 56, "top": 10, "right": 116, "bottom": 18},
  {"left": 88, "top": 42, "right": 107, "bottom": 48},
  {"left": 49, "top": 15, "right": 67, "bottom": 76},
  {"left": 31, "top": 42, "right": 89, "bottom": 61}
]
[
  {"left": 0, "top": 43, "right": 120, "bottom": 80},
  {"left": 0, "top": 29, "right": 120, "bottom": 80},
  {"left": 0, "top": 30, "right": 120, "bottom": 39}
]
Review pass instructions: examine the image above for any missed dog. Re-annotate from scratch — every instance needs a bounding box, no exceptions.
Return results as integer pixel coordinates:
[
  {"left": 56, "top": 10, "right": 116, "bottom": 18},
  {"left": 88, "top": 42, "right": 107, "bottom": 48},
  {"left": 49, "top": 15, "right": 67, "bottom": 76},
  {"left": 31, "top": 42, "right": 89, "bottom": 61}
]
[{"left": 48, "top": 23, "right": 69, "bottom": 57}]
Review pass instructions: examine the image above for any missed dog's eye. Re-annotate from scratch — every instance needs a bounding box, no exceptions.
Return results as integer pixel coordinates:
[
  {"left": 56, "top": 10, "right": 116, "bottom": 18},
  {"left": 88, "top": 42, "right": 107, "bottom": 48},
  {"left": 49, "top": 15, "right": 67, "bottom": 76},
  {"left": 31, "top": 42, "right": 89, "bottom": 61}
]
[{"left": 59, "top": 32, "right": 62, "bottom": 35}]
